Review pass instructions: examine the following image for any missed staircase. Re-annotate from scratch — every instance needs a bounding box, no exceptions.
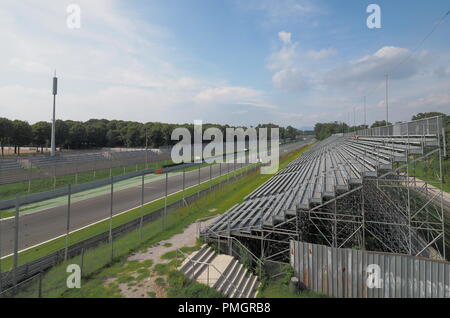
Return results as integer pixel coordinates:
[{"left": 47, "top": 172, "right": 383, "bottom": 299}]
[{"left": 178, "top": 244, "right": 260, "bottom": 298}]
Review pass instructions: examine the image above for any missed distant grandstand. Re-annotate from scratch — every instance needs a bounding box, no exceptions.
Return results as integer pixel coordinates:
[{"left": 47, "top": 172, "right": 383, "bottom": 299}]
[{"left": 0, "top": 148, "right": 170, "bottom": 185}]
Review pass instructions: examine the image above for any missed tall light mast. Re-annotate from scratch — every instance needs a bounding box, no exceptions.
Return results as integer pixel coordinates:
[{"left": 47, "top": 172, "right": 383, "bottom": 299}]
[{"left": 51, "top": 71, "right": 58, "bottom": 156}]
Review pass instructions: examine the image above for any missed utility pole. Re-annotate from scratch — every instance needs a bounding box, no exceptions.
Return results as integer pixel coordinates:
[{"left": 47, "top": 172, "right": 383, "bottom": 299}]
[
  {"left": 385, "top": 74, "right": 389, "bottom": 126},
  {"left": 51, "top": 71, "right": 58, "bottom": 157}
]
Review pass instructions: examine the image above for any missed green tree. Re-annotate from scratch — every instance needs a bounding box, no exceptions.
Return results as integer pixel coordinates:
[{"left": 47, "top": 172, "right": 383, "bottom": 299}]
[
  {"left": 32, "top": 121, "right": 51, "bottom": 152},
  {"left": 67, "top": 122, "right": 87, "bottom": 149},
  {"left": 371, "top": 120, "right": 392, "bottom": 128},
  {"left": 11, "top": 120, "right": 33, "bottom": 154},
  {"left": 0, "top": 117, "right": 13, "bottom": 156}
]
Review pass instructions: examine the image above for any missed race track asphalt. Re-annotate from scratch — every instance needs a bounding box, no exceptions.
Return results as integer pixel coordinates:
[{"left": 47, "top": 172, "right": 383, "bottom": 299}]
[{"left": 0, "top": 162, "right": 242, "bottom": 257}]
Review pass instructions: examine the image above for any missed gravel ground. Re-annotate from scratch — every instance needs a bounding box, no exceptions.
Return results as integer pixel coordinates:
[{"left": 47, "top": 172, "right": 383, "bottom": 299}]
[{"left": 114, "top": 214, "right": 219, "bottom": 298}]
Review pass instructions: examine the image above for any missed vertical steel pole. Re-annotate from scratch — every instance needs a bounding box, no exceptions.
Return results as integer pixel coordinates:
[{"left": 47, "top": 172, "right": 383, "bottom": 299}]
[
  {"left": 439, "top": 148, "right": 445, "bottom": 259},
  {"left": 38, "top": 270, "right": 43, "bottom": 298},
  {"left": 209, "top": 165, "right": 212, "bottom": 192},
  {"left": 0, "top": 206, "right": 2, "bottom": 294},
  {"left": 385, "top": 74, "right": 389, "bottom": 125},
  {"left": 164, "top": 172, "right": 168, "bottom": 230},
  {"left": 197, "top": 167, "right": 200, "bottom": 197},
  {"left": 28, "top": 163, "right": 31, "bottom": 193},
  {"left": 140, "top": 173, "right": 144, "bottom": 240},
  {"left": 13, "top": 197, "right": 19, "bottom": 290},
  {"left": 51, "top": 74, "right": 57, "bottom": 157},
  {"left": 364, "top": 96, "right": 367, "bottom": 127},
  {"left": 53, "top": 165, "right": 56, "bottom": 189},
  {"left": 109, "top": 177, "right": 114, "bottom": 261},
  {"left": 182, "top": 168, "right": 186, "bottom": 202},
  {"left": 64, "top": 184, "right": 71, "bottom": 261},
  {"left": 80, "top": 248, "right": 85, "bottom": 278}
]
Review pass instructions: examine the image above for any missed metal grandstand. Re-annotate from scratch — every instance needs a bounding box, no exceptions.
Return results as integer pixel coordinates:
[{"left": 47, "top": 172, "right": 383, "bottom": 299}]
[
  {"left": 201, "top": 116, "right": 447, "bottom": 263},
  {"left": 0, "top": 148, "right": 170, "bottom": 185}
]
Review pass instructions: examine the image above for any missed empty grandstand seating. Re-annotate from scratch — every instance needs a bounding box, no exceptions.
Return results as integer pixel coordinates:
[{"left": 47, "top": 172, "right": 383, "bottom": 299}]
[
  {"left": 203, "top": 117, "right": 445, "bottom": 236},
  {"left": 0, "top": 158, "right": 22, "bottom": 171},
  {"left": 28, "top": 152, "right": 107, "bottom": 168}
]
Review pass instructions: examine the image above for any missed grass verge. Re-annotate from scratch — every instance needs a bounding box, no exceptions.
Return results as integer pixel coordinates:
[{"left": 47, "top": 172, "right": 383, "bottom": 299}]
[{"left": 257, "top": 265, "right": 328, "bottom": 298}]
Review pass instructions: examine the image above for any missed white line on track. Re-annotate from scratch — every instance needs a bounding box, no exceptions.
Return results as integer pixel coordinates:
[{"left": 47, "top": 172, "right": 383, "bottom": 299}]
[{"left": 0, "top": 164, "right": 249, "bottom": 260}]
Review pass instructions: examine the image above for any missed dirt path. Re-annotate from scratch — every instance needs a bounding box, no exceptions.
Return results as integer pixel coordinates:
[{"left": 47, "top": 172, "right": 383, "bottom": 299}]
[{"left": 112, "top": 215, "right": 219, "bottom": 298}]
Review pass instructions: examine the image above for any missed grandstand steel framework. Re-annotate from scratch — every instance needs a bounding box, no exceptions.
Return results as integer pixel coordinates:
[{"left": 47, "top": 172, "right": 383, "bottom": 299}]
[{"left": 201, "top": 116, "right": 447, "bottom": 264}]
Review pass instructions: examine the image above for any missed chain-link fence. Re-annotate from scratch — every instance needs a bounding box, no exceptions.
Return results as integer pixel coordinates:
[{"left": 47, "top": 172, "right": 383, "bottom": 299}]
[
  {"left": 0, "top": 160, "right": 260, "bottom": 297},
  {"left": 0, "top": 139, "right": 313, "bottom": 297}
]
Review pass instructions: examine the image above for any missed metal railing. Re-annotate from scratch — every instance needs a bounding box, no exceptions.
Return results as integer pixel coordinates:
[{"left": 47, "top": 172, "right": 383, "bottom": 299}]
[{"left": 176, "top": 248, "right": 246, "bottom": 298}]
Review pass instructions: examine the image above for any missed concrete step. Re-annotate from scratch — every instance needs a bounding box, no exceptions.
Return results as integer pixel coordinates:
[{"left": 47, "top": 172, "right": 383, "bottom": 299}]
[
  {"left": 245, "top": 275, "right": 259, "bottom": 298},
  {"left": 222, "top": 263, "right": 244, "bottom": 296},
  {"left": 230, "top": 271, "right": 250, "bottom": 298},
  {"left": 241, "top": 273, "right": 257, "bottom": 298},
  {"left": 196, "top": 254, "right": 234, "bottom": 287},
  {"left": 178, "top": 244, "right": 207, "bottom": 273},
  {"left": 225, "top": 263, "right": 246, "bottom": 297},
  {"left": 188, "top": 248, "right": 216, "bottom": 280},
  {"left": 216, "top": 259, "right": 239, "bottom": 293},
  {"left": 178, "top": 244, "right": 261, "bottom": 298}
]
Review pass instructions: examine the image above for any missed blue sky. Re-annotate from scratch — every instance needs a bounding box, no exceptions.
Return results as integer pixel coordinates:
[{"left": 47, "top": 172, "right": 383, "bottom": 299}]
[{"left": 0, "top": 0, "right": 449, "bottom": 128}]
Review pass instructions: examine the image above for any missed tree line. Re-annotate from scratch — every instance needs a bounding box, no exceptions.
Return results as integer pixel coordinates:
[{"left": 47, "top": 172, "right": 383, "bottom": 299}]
[
  {"left": 0, "top": 118, "right": 307, "bottom": 155},
  {"left": 314, "top": 112, "right": 449, "bottom": 143}
]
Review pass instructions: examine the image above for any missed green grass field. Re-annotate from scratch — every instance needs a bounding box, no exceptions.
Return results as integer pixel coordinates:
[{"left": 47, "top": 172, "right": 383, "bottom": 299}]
[{"left": 408, "top": 156, "right": 450, "bottom": 193}]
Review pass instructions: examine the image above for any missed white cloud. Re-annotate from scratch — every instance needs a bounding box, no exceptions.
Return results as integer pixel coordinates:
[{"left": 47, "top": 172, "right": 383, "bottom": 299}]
[
  {"left": 278, "top": 31, "right": 292, "bottom": 45},
  {"left": 0, "top": 0, "right": 274, "bottom": 124},
  {"left": 306, "top": 48, "right": 337, "bottom": 60},
  {"left": 325, "top": 46, "right": 431, "bottom": 85},
  {"left": 406, "top": 93, "right": 450, "bottom": 109},
  {"left": 237, "top": 101, "right": 277, "bottom": 109},
  {"left": 434, "top": 66, "right": 450, "bottom": 78},
  {"left": 272, "top": 68, "right": 307, "bottom": 91},
  {"left": 267, "top": 31, "right": 309, "bottom": 92},
  {"left": 237, "top": 0, "right": 319, "bottom": 24},
  {"left": 194, "top": 86, "right": 263, "bottom": 104}
]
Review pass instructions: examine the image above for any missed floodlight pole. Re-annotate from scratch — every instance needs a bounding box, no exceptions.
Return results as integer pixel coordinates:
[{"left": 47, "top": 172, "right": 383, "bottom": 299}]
[
  {"left": 51, "top": 71, "right": 58, "bottom": 157},
  {"left": 385, "top": 74, "right": 389, "bottom": 126},
  {"left": 364, "top": 96, "right": 367, "bottom": 127}
]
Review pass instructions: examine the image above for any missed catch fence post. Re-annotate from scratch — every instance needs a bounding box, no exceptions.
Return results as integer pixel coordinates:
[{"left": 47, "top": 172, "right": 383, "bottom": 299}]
[
  {"left": 109, "top": 177, "right": 114, "bottom": 262},
  {"left": 64, "top": 184, "right": 72, "bottom": 261},
  {"left": 140, "top": 173, "right": 145, "bottom": 239},
  {"left": 38, "top": 270, "right": 43, "bottom": 298},
  {"left": 80, "top": 248, "right": 85, "bottom": 278},
  {"left": 197, "top": 167, "right": 200, "bottom": 198},
  {"left": 13, "top": 196, "right": 20, "bottom": 292},
  {"left": 163, "top": 172, "right": 168, "bottom": 230}
]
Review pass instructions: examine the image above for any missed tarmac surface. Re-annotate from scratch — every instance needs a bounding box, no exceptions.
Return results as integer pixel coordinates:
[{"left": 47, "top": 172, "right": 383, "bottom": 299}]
[{"left": 0, "top": 163, "right": 240, "bottom": 257}]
